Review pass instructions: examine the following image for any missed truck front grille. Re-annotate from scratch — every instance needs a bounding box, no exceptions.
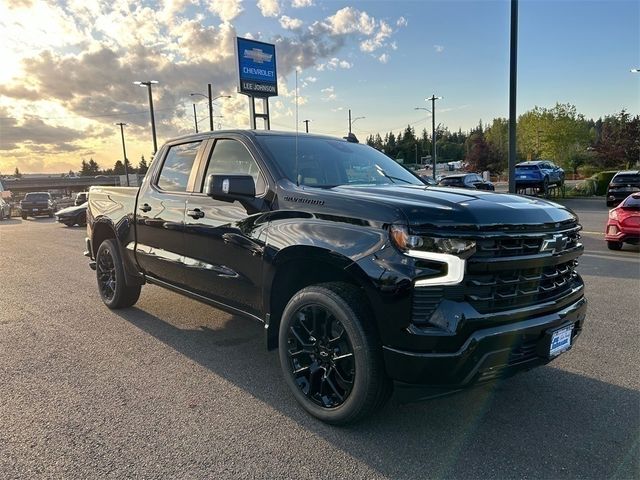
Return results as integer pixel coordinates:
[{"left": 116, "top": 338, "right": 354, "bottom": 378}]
[{"left": 465, "top": 259, "right": 580, "bottom": 313}]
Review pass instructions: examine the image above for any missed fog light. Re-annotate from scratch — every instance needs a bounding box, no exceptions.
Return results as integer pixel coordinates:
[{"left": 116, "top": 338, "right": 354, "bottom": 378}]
[{"left": 608, "top": 225, "right": 618, "bottom": 234}]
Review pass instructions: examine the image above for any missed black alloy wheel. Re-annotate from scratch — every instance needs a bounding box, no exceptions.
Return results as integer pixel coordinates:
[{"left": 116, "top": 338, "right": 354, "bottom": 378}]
[
  {"left": 278, "top": 282, "right": 392, "bottom": 424},
  {"left": 97, "top": 244, "right": 117, "bottom": 302},
  {"left": 95, "top": 239, "right": 141, "bottom": 309},
  {"left": 286, "top": 304, "right": 356, "bottom": 409}
]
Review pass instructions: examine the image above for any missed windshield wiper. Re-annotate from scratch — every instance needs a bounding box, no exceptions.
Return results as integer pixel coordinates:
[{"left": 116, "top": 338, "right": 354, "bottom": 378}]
[{"left": 376, "top": 169, "right": 414, "bottom": 185}]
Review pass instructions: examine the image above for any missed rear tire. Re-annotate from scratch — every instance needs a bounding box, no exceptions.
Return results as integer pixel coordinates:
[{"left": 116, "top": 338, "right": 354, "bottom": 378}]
[
  {"left": 607, "top": 241, "right": 623, "bottom": 251},
  {"left": 96, "top": 239, "right": 141, "bottom": 309},
  {"left": 21, "top": 214, "right": 27, "bottom": 220},
  {"left": 278, "top": 282, "right": 392, "bottom": 425}
]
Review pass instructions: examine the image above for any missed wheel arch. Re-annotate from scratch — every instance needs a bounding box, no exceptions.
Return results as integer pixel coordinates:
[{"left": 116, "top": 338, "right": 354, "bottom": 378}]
[{"left": 263, "top": 245, "right": 375, "bottom": 350}]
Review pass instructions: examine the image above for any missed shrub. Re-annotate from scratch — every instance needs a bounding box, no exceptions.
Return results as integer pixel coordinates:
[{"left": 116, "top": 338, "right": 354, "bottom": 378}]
[{"left": 592, "top": 170, "right": 619, "bottom": 196}]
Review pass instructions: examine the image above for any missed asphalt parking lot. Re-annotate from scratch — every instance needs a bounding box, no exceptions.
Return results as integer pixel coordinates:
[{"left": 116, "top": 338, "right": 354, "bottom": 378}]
[{"left": 1, "top": 198, "right": 638, "bottom": 479}]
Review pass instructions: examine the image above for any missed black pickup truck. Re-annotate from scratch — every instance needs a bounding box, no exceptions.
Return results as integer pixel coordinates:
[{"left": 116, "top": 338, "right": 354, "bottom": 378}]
[{"left": 85, "top": 130, "right": 587, "bottom": 424}]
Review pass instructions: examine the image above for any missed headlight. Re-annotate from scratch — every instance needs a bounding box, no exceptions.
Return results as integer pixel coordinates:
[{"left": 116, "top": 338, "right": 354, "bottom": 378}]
[
  {"left": 609, "top": 209, "right": 618, "bottom": 220},
  {"left": 389, "top": 225, "right": 476, "bottom": 256}
]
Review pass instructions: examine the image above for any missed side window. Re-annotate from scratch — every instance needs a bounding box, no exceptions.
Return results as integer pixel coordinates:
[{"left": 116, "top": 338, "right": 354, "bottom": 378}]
[
  {"left": 157, "top": 141, "right": 201, "bottom": 192},
  {"left": 203, "top": 139, "right": 266, "bottom": 195}
]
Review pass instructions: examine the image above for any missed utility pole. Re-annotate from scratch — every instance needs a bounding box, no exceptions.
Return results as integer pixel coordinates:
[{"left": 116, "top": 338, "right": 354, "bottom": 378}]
[
  {"left": 348, "top": 109, "right": 352, "bottom": 134},
  {"left": 303, "top": 119, "right": 310, "bottom": 133},
  {"left": 134, "top": 80, "right": 159, "bottom": 154},
  {"left": 115, "top": 122, "right": 130, "bottom": 186},
  {"left": 426, "top": 95, "right": 442, "bottom": 180},
  {"left": 207, "top": 83, "right": 214, "bottom": 131},
  {"left": 508, "top": 0, "right": 518, "bottom": 193},
  {"left": 192, "top": 104, "right": 198, "bottom": 133}
]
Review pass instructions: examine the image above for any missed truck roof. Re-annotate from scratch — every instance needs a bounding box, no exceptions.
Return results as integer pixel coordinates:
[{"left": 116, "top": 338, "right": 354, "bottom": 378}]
[{"left": 163, "top": 129, "right": 350, "bottom": 145}]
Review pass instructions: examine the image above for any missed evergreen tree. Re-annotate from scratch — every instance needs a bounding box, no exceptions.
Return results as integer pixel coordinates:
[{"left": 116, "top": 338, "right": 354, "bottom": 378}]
[
  {"left": 138, "top": 156, "right": 149, "bottom": 175},
  {"left": 113, "top": 160, "right": 125, "bottom": 175},
  {"left": 14, "top": 167, "right": 22, "bottom": 178}
]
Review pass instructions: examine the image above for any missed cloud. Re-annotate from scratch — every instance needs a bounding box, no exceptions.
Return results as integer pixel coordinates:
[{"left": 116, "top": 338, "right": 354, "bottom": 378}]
[
  {"left": 305, "top": 76, "right": 317, "bottom": 83},
  {"left": 0, "top": 109, "right": 85, "bottom": 152},
  {"left": 316, "top": 57, "right": 352, "bottom": 71},
  {"left": 257, "top": 0, "right": 280, "bottom": 17},
  {"left": 396, "top": 16, "right": 408, "bottom": 27},
  {"left": 291, "top": 0, "right": 313, "bottom": 7},
  {"left": 324, "top": 6, "right": 376, "bottom": 35},
  {"left": 360, "top": 20, "right": 393, "bottom": 52},
  {"left": 208, "top": 0, "right": 244, "bottom": 23},
  {"left": 279, "top": 15, "right": 303, "bottom": 30},
  {"left": 321, "top": 86, "right": 337, "bottom": 101},
  {"left": 434, "top": 44, "right": 445, "bottom": 53},
  {"left": 378, "top": 53, "right": 389, "bottom": 64}
]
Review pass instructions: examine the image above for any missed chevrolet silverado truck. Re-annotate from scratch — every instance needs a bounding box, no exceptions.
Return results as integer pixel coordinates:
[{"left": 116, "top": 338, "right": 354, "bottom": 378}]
[{"left": 85, "top": 130, "right": 587, "bottom": 424}]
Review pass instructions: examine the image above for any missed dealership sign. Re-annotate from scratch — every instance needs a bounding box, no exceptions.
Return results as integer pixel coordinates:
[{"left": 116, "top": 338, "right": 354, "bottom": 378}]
[{"left": 235, "top": 37, "right": 278, "bottom": 97}]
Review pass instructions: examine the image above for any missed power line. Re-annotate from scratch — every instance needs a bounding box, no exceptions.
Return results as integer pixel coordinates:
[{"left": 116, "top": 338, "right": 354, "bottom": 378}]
[{"left": 0, "top": 106, "right": 178, "bottom": 122}]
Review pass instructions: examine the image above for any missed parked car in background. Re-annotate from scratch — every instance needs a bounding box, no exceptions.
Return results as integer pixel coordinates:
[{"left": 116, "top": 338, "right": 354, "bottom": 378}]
[
  {"left": 75, "top": 192, "right": 88, "bottom": 205},
  {"left": 55, "top": 203, "right": 87, "bottom": 227},
  {"left": 0, "top": 197, "right": 11, "bottom": 220},
  {"left": 419, "top": 175, "right": 437, "bottom": 186},
  {"left": 606, "top": 170, "right": 640, "bottom": 207},
  {"left": 437, "top": 173, "right": 495, "bottom": 190},
  {"left": 19, "top": 192, "right": 56, "bottom": 219},
  {"left": 605, "top": 192, "right": 640, "bottom": 250},
  {"left": 515, "top": 161, "right": 565, "bottom": 191}
]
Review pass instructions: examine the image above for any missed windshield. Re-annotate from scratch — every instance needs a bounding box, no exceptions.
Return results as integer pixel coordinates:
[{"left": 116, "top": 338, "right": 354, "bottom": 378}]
[
  {"left": 439, "top": 177, "right": 465, "bottom": 186},
  {"left": 622, "top": 194, "right": 640, "bottom": 209},
  {"left": 255, "top": 135, "right": 423, "bottom": 188},
  {"left": 24, "top": 193, "right": 49, "bottom": 201},
  {"left": 612, "top": 174, "right": 640, "bottom": 184}
]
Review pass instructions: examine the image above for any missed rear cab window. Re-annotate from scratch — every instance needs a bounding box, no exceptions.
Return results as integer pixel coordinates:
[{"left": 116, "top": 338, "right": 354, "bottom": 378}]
[
  {"left": 612, "top": 174, "right": 640, "bottom": 185},
  {"left": 157, "top": 141, "right": 202, "bottom": 192}
]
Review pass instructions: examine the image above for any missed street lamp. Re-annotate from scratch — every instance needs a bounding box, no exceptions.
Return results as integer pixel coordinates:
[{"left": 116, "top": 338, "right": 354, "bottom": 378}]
[
  {"left": 133, "top": 80, "right": 159, "bottom": 154},
  {"left": 423, "top": 95, "right": 442, "bottom": 179},
  {"left": 303, "top": 119, "right": 311, "bottom": 133},
  {"left": 631, "top": 68, "right": 640, "bottom": 73},
  {"left": 348, "top": 109, "right": 365, "bottom": 133},
  {"left": 190, "top": 86, "right": 230, "bottom": 131},
  {"left": 114, "top": 122, "right": 130, "bottom": 186}
]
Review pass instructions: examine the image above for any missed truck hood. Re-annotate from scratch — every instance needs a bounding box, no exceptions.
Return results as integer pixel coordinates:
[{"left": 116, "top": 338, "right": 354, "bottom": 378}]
[{"left": 327, "top": 184, "right": 577, "bottom": 230}]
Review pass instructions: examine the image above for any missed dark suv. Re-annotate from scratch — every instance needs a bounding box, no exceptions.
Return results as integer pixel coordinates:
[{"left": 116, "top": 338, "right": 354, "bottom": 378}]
[
  {"left": 20, "top": 192, "right": 56, "bottom": 219},
  {"left": 438, "top": 173, "right": 495, "bottom": 190},
  {"left": 606, "top": 171, "right": 640, "bottom": 207}
]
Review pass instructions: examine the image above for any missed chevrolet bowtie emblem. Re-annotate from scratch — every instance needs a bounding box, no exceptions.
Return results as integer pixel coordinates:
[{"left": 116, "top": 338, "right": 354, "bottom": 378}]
[
  {"left": 244, "top": 48, "right": 272, "bottom": 64},
  {"left": 541, "top": 234, "right": 569, "bottom": 253}
]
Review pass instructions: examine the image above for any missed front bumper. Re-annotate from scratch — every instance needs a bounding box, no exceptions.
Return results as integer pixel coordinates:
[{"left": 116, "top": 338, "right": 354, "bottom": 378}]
[{"left": 384, "top": 296, "right": 587, "bottom": 393}]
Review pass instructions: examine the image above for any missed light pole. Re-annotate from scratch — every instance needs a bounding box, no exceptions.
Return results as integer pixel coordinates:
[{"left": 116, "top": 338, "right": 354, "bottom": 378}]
[
  {"left": 631, "top": 68, "right": 640, "bottom": 73},
  {"left": 190, "top": 90, "right": 230, "bottom": 131},
  {"left": 192, "top": 104, "right": 199, "bottom": 133},
  {"left": 133, "top": 80, "right": 159, "bottom": 154},
  {"left": 508, "top": 0, "right": 518, "bottom": 193},
  {"left": 303, "top": 119, "right": 311, "bottom": 133},
  {"left": 423, "top": 95, "right": 442, "bottom": 179},
  {"left": 114, "top": 122, "right": 130, "bottom": 186},
  {"left": 348, "top": 109, "right": 365, "bottom": 133}
]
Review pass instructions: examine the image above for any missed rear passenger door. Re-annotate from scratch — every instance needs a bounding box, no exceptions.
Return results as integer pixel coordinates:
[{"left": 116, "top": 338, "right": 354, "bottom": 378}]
[{"left": 135, "top": 140, "right": 205, "bottom": 287}]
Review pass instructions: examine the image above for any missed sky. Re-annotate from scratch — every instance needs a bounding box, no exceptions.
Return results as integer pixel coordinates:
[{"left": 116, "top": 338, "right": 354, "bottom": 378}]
[{"left": 0, "top": 0, "right": 638, "bottom": 174}]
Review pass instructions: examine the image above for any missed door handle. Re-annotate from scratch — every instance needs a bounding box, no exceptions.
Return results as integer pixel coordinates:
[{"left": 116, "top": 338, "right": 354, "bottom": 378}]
[
  {"left": 187, "top": 208, "right": 205, "bottom": 219},
  {"left": 139, "top": 203, "right": 152, "bottom": 212}
]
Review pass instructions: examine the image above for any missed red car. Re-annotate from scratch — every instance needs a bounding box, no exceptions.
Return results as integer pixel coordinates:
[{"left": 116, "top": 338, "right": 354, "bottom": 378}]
[{"left": 605, "top": 192, "right": 640, "bottom": 250}]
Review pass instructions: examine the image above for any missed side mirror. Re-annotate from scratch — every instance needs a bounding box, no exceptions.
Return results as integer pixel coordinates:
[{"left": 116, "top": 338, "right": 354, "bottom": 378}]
[{"left": 205, "top": 174, "right": 256, "bottom": 203}]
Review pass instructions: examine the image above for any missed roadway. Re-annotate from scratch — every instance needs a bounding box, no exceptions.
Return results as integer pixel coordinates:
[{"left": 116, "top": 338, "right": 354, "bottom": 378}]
[{"left": 0, "top": 199, "right": 638, "bottom": 479}]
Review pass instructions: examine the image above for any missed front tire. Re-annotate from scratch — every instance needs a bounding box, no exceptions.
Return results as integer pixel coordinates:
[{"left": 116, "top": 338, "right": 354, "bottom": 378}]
[
  {"left": 278, "top": 282, "right": 391, "bottom": 425},
  {"left": 607, "top": 241, "right": 623, "bottom": 251},
  {"left": 96, "top": 239, "right": 141, "bottom": 309}
]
